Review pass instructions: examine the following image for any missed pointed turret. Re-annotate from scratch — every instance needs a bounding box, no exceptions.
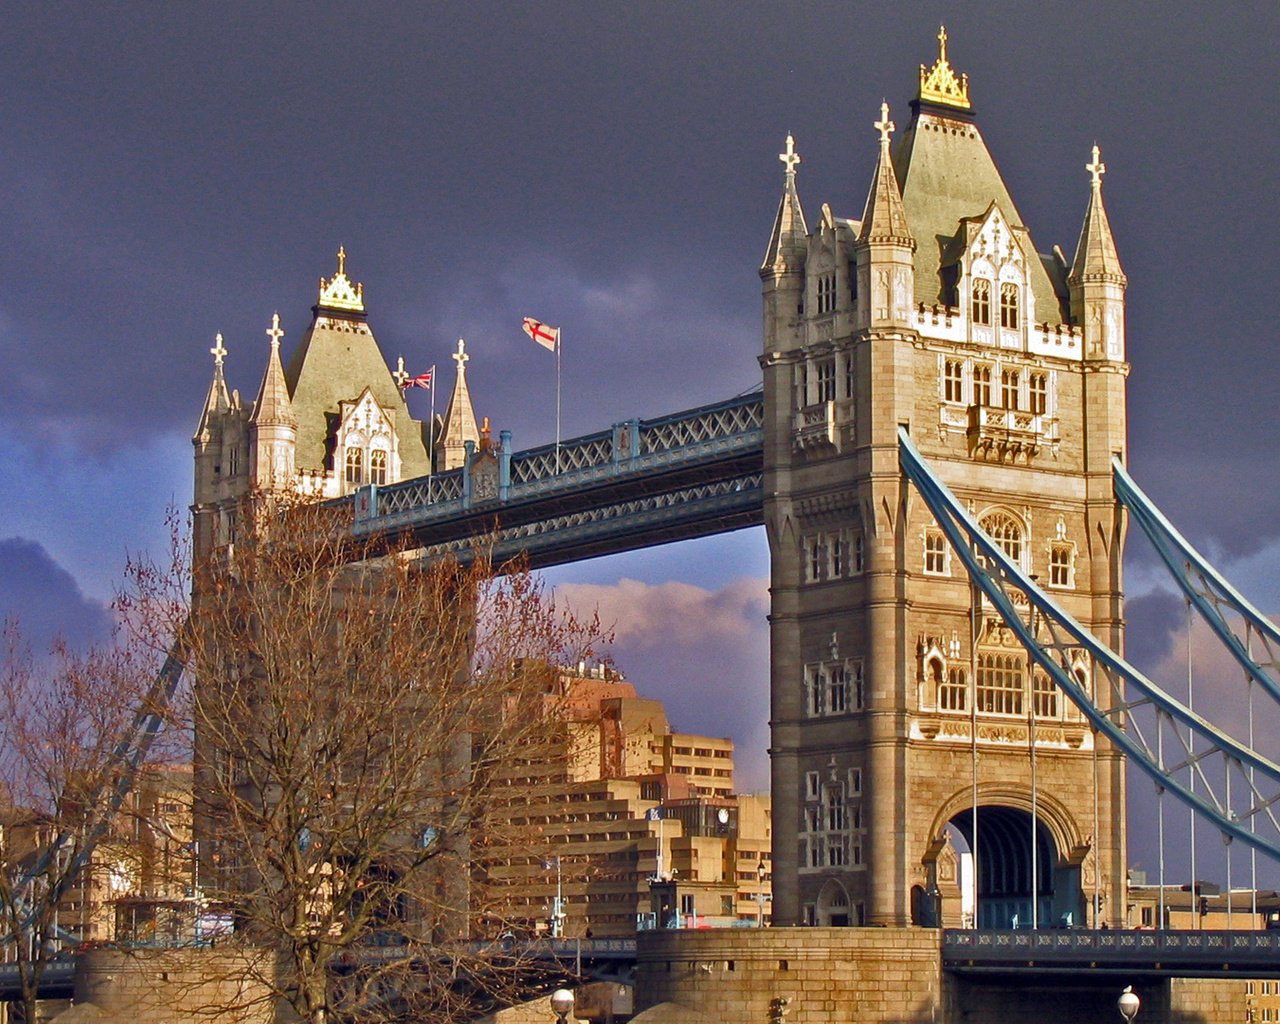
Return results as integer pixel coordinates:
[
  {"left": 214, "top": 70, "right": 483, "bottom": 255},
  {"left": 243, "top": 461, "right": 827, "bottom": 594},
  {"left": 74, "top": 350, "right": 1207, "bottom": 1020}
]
[
  {"left": 250, "top": 314, "right": 296, "bottom": 429},
  {"left": 858, "top": 103, "right": 913, "bottom": 247},
  {"left": 437, "top": 339, "right": 480, "bottom": 471},
  {"left": 194, "top": 333, "right": 232, "bottom": 445},
  {"left": 855, "top": 103, "right": 915, "bottom": 329},
  {"left": 761, "top": 134, "right": 809, "bottom": 276},
  {"left": 1070, "top": 144, "right": 1125, "bottom": 287},
  {"left": 1069, "top": 144, "right": 1126, "bottom": 362},
  {"left": 761, "top": 135, "right": 809, "bottom": 354},
  {"left": 249, "top": 313, "right": 297, "bottom": 487}
]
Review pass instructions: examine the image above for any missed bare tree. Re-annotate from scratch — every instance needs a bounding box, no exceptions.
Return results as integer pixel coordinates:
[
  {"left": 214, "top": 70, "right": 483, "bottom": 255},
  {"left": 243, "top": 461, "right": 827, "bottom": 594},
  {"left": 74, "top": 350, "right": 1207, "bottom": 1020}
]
[
  {"left": 0, "top": 620, "right": 175, "bottom": 1024},
  {"left": 166, "top": 494, "right": 606, "bottom": 1024}
]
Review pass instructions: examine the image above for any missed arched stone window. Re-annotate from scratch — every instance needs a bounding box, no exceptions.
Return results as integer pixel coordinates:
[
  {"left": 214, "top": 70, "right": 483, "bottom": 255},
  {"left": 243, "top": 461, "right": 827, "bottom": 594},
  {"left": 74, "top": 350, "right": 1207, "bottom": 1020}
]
[
  {"left": 370, "top": 448, "right": 388, "bottom": 485},
  {"left": 972, "top": 278, "right": 991, "bottom": 325},
  {"left": 1000, "top": 283, "right": 1020, "bottom": 329},
  {"left": 345, "top": 446, "right": 364, "bottom": 486},
  {"left": 980, "top": 510, "right": 1023, "bottom": 564}
]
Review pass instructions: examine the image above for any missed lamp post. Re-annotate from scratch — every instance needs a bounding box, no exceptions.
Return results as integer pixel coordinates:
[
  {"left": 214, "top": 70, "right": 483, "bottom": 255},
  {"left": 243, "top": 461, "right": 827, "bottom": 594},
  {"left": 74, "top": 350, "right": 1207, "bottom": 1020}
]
[
  {"left": 1117, "top": 986, "right": 1140, "bottom": 1022},
  {"left": 550, "top": 988, "right": 575, "bottom": 1024},
  {"left": 544, "top": 856, "right": 565, "bottom": 937},
  {"left": 756, "top": 859, "right": 768, "bottom": 927}
]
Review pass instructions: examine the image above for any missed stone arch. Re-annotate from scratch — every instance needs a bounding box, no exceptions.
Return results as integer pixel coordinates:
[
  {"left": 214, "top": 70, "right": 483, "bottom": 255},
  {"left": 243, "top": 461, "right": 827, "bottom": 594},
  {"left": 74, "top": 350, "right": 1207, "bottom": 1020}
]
[
  {"left": 815, "top": 879, "right": 852, "bottom": 927},
  {"left": 927, "top": 784, "right": 1088, "bottom": 929},
  {"left": 977, "top": 505, "right": 1027, "bottom": 569}
]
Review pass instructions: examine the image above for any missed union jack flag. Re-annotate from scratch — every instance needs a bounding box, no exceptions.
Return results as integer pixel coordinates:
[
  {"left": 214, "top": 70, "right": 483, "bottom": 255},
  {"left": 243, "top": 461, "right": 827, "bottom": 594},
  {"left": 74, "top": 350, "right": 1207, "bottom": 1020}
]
[{"left": 400, "top": 369, "right": 433, "bottom": 390}]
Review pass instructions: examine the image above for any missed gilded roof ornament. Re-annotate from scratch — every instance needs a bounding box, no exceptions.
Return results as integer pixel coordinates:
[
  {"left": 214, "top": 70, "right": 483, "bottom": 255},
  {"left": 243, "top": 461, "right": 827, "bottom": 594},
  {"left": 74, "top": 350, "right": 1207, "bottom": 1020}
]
[
  {"left": 918, "top": 25, "right": 970, "bottom": 110},
  {"left": 317, "top": 245, "right": 366, "bottom": 312}
]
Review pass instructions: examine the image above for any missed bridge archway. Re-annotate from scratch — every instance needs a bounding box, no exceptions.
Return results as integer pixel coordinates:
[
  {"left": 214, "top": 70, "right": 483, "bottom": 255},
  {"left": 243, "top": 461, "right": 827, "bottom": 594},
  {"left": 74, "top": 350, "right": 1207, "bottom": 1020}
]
[
  {"left": 942, "top": 805, "right": 1084, "bottom": 929},
  {"left": 815, "top": 879, "right": 853, "bottom": 926}
]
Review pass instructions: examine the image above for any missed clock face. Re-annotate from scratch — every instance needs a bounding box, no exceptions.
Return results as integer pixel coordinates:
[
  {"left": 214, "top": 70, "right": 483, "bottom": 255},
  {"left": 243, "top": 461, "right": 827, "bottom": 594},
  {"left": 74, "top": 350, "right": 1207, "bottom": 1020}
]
[{"left": 717, "top": 808, "right": 730, "bottom": 825}]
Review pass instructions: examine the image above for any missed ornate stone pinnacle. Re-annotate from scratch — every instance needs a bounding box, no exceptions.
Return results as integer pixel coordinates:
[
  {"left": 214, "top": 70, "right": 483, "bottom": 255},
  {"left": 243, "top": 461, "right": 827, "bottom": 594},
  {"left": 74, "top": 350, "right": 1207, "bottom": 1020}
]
[
  {"left": 210, "top": 332, "right": 227, "bottom": 368},
  {"left": 453, "top": 339, "right": 469, "bottom": 373},
  {"left": 1087, "top": 143, "right": 1106, "bottom": 188},
  {"left": 779, "top": 134, "right": 800, "bottom": 178},
  {"left": 266, "top": 313, "right": 285, "bottom": 350},
  {"left": 875, "top": 101, "right": 895, "bottom": 147}
]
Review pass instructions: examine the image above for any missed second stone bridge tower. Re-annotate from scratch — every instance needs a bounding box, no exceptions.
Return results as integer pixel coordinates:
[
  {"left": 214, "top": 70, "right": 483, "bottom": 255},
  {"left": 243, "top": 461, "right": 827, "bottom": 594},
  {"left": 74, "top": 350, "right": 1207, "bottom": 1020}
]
[{"left": 760, "top": 31, "right": 1129, "bottom": 928}]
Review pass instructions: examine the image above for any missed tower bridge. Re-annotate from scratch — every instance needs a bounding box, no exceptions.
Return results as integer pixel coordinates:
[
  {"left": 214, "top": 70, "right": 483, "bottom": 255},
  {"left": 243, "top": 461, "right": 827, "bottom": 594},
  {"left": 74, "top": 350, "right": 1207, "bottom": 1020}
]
[{"left": 177, "top": 27, "right": 1280, "bottom": 1022}]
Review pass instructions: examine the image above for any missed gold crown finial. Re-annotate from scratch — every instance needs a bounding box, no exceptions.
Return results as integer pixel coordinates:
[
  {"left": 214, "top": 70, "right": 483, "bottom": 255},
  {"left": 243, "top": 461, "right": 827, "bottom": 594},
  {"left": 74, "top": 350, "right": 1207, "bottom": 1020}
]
[
  {"left": 318, "top": 246, "right": 365, "bottom": 312},
  {"left": 919, "top": 24, "right": 971, "bottom": 110}
]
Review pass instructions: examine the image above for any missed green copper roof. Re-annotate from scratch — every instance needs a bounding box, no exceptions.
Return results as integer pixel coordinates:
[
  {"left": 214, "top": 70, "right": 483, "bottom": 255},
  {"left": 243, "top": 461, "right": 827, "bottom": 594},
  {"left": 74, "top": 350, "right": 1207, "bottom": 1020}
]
[
  {"left": 893, "top": 105, "right": 1065, "bottom": 324},
  {"left": 284, "top": 314, "right": 431, "bottom": 478}
]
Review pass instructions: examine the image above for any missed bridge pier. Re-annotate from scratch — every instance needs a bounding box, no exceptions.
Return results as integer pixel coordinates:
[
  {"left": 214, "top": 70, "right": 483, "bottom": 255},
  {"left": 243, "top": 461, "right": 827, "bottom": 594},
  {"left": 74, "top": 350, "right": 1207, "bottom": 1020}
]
[{"left": 635, "top": 929, "right": 1250, "bottom": 1024}]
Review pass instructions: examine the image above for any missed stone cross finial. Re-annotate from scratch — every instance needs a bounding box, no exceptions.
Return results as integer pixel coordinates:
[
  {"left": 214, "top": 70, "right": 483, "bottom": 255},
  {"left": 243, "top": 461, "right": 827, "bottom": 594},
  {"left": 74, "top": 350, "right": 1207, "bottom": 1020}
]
[
  {"left": 266, "top": 312, "right": 285, "bottom": 351},
  {"left": 875, "top": 101, "right": 895, "bottom": 147},
  {"left": 453, "top": 338, "right": 469, "bottom": 373},
  {"left": 210, "top": 332, "right": 227, "bottom": 368},
  {"left": 779, "top": 134, "right": 800, "bottom": 178},
  {"left": 392, "top": 355, "right": 409, "bottom": 388},
  {"left": 1087, "top": 144, "right": 1106, "bottom": 188},
  {"left": 336, "top": 245, "right": 347, "bottom": 276}
]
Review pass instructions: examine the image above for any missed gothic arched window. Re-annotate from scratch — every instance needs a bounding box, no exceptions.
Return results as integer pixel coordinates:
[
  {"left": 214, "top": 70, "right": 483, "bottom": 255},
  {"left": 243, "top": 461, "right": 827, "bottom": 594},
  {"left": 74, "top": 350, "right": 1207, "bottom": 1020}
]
[
  {"left": 1000, "top": 283, "right": 1020, "bottom": 329},
  {"left": 980, "top": 511, "right": 1023, "bottom": 564},
  {"left": 370, "top": 449, "right": 388, "bottom": 485},
  {"left": 972, "top": 278, "right": 991, "bottom": 326},
  {"left": 345, "top": 447, "right": 365, "bottom": 486}
]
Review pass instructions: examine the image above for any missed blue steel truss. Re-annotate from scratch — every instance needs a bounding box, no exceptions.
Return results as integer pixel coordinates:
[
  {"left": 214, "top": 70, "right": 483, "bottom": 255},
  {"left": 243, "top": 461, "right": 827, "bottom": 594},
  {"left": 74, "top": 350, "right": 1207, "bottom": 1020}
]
[
  {"left": 352, "top": 391, "right": 766, "bottom": 568},
  {"left": 898, "top": 428, "right": 1280, "bottom": 863},
  {"left": 1114, "top": 458, "right": 1280, "bottom": 708}
]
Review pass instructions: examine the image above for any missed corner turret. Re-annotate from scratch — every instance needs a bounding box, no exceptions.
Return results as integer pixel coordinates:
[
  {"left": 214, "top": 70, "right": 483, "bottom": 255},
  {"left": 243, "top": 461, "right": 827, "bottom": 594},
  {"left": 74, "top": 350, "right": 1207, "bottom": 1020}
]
[
  {"left": 1069, "top": 144, "right": 1126, "bottom": 362},
  {"left": 249, "top": 313, "right": 297, "bottom": 488},
  {"left": 854, "top": 102, "right": 915, "bottom": 329},
  {"left": 761, "top": 135, "right": 808, "bottom": 354},
  {"left": 437, "top": 339, "right": 480, "bottom": 471}
]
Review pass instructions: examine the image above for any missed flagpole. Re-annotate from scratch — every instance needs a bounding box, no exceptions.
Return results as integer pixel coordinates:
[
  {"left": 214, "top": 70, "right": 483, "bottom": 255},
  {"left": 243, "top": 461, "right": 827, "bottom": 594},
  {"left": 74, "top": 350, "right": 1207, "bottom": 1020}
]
[
  {"left": 555, "top": 331, "right": 562, "bottom": 475},
  {"left": 428, "top": 363, "right": 437, "bottom": 503}
]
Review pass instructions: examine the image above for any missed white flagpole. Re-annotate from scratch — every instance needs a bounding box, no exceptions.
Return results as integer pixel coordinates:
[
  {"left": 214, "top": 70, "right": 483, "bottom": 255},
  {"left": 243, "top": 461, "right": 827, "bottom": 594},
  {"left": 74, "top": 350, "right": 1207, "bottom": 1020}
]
[
  {"left": 428, "top": 364, "right": 437, "bottom": 503},
  {"left": 555, "top": 331, "right": 562, "bottom": 474}
]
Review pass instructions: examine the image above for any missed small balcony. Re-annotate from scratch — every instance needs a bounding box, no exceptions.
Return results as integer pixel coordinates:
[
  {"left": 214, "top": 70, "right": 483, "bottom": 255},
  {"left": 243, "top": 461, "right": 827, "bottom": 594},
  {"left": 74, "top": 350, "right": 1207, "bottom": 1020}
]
[
  {"left": 966, "top": 405, "right": 1056, "bottom": 461},
  {"left": 794, "top": 400, "right": 840, "bottom": 453}
]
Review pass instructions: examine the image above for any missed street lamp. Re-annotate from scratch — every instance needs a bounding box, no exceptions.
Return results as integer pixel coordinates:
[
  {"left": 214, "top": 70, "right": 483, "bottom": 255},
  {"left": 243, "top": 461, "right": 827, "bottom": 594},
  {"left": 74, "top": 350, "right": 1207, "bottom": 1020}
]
[
  {"left": 550, "top": 988, "right": 575, "bottom": 1024},
  {"left": 543, "top": 856, "right": 565, "bottom": 937},
  {"left": 1117, "top": 986, "right": 1139, "bottom": 1022},
  {"left": 756, "top": 859, "right": 768, "bottom": 927}
]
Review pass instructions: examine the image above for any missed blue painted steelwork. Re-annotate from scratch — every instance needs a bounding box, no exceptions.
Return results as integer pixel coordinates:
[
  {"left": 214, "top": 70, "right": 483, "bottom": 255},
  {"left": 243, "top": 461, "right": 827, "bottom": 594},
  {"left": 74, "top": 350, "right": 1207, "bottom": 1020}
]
[
  {"left": 898, "top": 428, "right": 1280, "bottom": 862},
  {"left": 351, "top": 392, "right": 765, "bottom": 569},
  {"left": 943, "top": 928, "right": 1280, "bottom": 977},
  {"left": 1114, "top": 457, "right": 1280, "bottom": 707}
]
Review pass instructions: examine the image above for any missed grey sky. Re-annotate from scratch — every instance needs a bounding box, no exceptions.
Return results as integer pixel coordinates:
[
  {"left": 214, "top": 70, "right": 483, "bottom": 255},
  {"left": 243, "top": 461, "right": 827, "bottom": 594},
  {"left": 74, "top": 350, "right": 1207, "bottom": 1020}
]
[{"left": 2, "top": 3, "right": 1277, "bottom": 871}]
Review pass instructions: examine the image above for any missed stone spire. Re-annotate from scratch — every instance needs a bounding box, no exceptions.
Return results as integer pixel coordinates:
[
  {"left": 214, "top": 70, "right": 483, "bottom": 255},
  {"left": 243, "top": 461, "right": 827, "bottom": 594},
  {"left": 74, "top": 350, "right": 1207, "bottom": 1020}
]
[
  {"left": 1069, "top": 144, "right": 1127, "bottom": 362},
  {"left": 760, "top": 134, "right": 809, "bottom": 275},
  {"left": 858, "top": 102, "right": 913, "bottom": 247},
  {"left": 249, "top": 313, "right": 297, "bottom": 488},
  {"left": 1069, "top": 144, "right": 1125, "bottom": 286},
  {"left": 437, "top": 339, "right": 480, "bottom": 471},
  {"left": 250, "top": 313, "right": 297, "bottom": 428},
  {"left": 194, "top": 333, "right": 232, "bottom": 443}
]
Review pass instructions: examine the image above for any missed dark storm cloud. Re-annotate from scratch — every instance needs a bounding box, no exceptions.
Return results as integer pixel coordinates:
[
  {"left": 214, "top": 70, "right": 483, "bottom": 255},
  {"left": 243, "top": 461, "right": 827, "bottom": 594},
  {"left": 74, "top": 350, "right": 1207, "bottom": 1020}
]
[
  {"left": 1124, "top": 591, "right": 1186, "bottom": 674},
  {"left": 0, "top": 538, "right": 112, "bottom": 654}
]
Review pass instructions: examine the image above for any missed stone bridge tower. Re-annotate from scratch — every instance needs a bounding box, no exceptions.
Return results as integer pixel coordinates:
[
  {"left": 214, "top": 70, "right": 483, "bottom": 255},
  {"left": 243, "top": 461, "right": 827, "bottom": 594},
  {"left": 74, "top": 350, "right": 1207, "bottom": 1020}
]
[{"left": 760, "top": 30, "right": 1128, "bottom": 928}]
